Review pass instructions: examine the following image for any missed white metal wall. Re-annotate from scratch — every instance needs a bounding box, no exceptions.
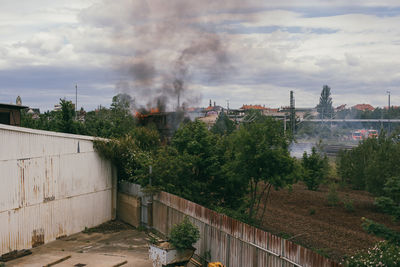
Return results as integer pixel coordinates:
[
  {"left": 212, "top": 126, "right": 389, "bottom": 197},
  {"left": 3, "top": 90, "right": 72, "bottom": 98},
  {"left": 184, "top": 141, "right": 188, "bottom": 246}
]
[{"left": 0, "top": 124, "right": 116, "bottom": 255}]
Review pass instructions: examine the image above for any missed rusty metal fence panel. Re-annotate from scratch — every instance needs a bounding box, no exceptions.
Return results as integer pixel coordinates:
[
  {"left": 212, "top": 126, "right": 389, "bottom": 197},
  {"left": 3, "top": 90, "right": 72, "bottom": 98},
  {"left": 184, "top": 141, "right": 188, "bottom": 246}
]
[
  {"left": 152, "top": 190, "right": 340, "bottom": 267},
  {"left": 0, "top": 125, "right": 115, "bottom": 256}
]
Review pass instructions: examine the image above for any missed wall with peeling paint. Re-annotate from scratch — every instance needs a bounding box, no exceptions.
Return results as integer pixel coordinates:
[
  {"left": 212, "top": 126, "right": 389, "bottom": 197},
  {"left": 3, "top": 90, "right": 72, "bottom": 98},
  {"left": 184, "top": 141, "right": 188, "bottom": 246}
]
[{"left": 0, "top": 124, "right": 117, "bottom": 256}]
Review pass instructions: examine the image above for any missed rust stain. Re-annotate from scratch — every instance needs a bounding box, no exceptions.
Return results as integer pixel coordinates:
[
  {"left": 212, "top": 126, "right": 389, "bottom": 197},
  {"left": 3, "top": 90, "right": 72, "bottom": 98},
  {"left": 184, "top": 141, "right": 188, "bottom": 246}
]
[
  {"left": 154, "top": 190, "right": 341, "bottom": 267},
  {"left": 19, "top": 160, "right": 25, "bottom": 208},
  {"left": 31, "top": 229, "right": 44, "bottom": 248}
]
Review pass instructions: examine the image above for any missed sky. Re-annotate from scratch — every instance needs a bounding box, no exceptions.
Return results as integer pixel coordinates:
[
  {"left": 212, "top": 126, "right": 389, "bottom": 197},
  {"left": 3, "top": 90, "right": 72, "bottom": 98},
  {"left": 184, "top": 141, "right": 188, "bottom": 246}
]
[{"left": 1, "top": 0, "right": 400, "bottom": 112}]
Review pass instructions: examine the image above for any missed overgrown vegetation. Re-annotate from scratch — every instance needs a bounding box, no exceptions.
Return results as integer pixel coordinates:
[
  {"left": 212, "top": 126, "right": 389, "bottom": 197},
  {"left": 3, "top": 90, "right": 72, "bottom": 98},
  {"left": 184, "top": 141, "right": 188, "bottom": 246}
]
[
  {"left": 94, "top": 111, "right": 299, "bottom": 224},
  {"left": 346, "top": 240, "right": 400, "bottom": 267},
  {"left": 346, "top": 218, "right": 400, "bottom": 266},
  {"left": 337, "top": 132, "right": 400, "bottom": 220}
]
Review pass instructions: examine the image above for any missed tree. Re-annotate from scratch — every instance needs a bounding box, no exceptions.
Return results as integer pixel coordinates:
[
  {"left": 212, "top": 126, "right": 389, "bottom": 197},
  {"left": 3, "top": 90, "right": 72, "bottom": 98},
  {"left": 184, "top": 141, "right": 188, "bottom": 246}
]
[
  {"left": 316, "top": 85, "right": 334, "bottom": 119},
  {"left": 153, "top": 120, "right": 225, "bottom": 207},
  {"left": 58, "top": 99, "right": 77, "bottom": 134},
  {"left": 227, "top": 117, "right": 297, "bottom": 223},
  {"left": 301, "top": 147, "right": 329, "bottom": 191},
  {"left": 211, "top": 112, "right": 235, "bottom": 135}
]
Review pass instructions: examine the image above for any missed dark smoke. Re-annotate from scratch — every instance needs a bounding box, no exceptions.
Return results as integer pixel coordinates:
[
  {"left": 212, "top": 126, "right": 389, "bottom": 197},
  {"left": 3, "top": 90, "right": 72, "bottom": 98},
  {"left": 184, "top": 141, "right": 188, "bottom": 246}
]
[{"left": 110, "top": 1, "right": 238, "bottom": 113}]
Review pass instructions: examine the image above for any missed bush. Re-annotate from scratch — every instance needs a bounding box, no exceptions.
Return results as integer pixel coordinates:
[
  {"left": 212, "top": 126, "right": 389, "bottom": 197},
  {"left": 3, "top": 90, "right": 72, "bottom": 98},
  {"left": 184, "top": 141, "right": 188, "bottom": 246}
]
[
  {"left": 326, "top": 183, "right": 340, "bottom": 206},
  {"left": 346, "top": 240, "right": 400, "bottom": 267},
  {"left": 374, "top": 196, "right": 396, "bottom": 214},
  {"left": 169, "top": 216, "right": 200, "bottom": 250},
  {"left": 301, "top": 147, "right": 328, "bottom": 191},
  {"left": 343, "top": 197, "right": 355, "bottom": 212},
  {"left": 361, "top": 217, "right": 400, "bottom": 244}
]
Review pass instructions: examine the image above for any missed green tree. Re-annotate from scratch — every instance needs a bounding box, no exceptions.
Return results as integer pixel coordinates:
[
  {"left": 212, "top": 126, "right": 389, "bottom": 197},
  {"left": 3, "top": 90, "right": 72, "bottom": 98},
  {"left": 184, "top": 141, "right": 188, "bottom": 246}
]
[
  {"left": 84, "top": 94, "right": 136, "bottom": 138},
  {"left": 93, "top": 127, "right": 160, "bottom": 184},
  {"left": 227, "top": 117, "right": 297, "bottom": 223},
  {"left": 153, "top": 120, "right": 225, "bottom": 207},
  {"left": 301, "top": 147, "right": 329, "bottom": 191},
  {"left": 58, "top": 99, "right": 77, "bottom": 134},
  {"left": 316, "top": 85, "right": 334, "bottom": 119},
  {"left": 211, "top": 112, "right": 235, "bottom": 135}
]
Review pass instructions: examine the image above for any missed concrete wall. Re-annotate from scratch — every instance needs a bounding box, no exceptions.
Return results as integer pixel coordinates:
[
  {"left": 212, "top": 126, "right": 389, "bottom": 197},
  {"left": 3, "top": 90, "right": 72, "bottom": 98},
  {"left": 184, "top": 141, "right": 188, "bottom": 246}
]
[
  {"left": 117, "top": 192, "right": 141, "bottom": 228},
  {"left": 0, "top": 124, "right": 117, "bottom": 256}
]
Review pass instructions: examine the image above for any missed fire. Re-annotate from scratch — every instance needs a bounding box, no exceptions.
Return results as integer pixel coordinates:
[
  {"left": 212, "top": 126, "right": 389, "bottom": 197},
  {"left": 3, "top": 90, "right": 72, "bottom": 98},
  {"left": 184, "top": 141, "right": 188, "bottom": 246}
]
[{"left": 135, "top": 107, "right": 160, "bottom": 118}]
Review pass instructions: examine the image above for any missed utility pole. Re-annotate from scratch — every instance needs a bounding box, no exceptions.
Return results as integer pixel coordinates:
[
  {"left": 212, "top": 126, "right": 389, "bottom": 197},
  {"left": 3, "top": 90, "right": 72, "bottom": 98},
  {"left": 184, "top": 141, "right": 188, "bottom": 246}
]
[
  {"left": 290, "top": 91, "right": 295, "bottom": 134},
  {"left": 75, "top": 84, "right": 78, "bottom": 120},
  {"left": 387, "top": 90, "right": 391, "bottom": 134}
]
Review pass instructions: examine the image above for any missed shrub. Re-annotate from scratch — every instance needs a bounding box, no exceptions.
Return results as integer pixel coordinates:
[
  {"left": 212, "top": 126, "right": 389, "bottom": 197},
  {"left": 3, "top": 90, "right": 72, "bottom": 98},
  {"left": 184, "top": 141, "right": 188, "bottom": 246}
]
[
  {"left": 361, "top": 217, "right": 400, "bottom": 244},
  {"left": 326, "top": 183, "right": 340, "bottom": 206},
  {"left": 169, "top": 216, "right": 200, "bottom": 250},
  {"left": 346, "top": 240, "right": 400, "bottom": 267},
  {"left": 374, "top": 196, "right": 396, "bottom": 214},
  {"left": 343, "top": 197, "right": 355, "bottom": 212},
  {"left": 301, "top": 147, "right": 328, "bottom": 191},
  {"left": 374, "top": 196, "right": 400, "bottom": 221}
]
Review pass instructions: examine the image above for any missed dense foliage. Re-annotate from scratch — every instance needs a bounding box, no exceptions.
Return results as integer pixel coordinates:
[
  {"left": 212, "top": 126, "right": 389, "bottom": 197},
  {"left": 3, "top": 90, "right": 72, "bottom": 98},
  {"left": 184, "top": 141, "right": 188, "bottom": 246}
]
[
  {"left": 94, "top": 113, "right": 298, "bottom": 223},
  {"left": 93, "top": 127, "right": 160, "bottom": 184},
  {"left": 301, "top": 147, "right": 329, "bottom": 191},
  {"left": 169, "top": 216, "right": 200, "bottom": 250},
  {"left": 21, "top": 94, "right": 135, "bottom": 138},
  {"left": 346, "top": 240, "right": 400, "bottom": 267},
  {"left": 337, "top": 133, "right": 400, "bottom": 220},
  {"left": 211, "top": 112, "right": 236, "bottom": 135},
  {"left": 226, "top": 116, "right": 298, "bottom": 222},
  {"left": 346, "top": 218, "right": 400, "bottom": 266}
]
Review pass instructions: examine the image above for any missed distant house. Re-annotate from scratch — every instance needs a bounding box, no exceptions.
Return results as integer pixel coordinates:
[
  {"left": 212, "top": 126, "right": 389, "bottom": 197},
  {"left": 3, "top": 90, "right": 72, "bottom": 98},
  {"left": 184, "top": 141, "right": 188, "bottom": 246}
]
[
  {"left": 335, "top": 104, "right": 347, "bottom": 112},
  {"left": 0, "top": 103, "right": 28, "bottom": 126},
  {"left": 240, "top": 104, "right": 266, "bottom": 111},
  {"left": 352, "top": 104, "right": 375, "bottom": 112}
]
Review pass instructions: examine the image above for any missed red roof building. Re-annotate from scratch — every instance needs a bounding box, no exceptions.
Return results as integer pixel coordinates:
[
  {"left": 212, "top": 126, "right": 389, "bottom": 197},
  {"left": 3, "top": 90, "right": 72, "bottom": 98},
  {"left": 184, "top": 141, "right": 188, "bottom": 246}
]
[
  {"left": 240, "top": 104, "right": 266, "bottom": 110},
  {"left": 352, "top": 104, "right": 375, "bottom": 111}
]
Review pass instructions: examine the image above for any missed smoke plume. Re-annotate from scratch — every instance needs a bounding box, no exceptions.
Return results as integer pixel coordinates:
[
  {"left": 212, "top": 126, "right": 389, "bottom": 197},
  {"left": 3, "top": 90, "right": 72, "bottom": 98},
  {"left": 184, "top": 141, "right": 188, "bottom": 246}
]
[{"left": 95, "top": 0, "right": 249, "bottom": 112}]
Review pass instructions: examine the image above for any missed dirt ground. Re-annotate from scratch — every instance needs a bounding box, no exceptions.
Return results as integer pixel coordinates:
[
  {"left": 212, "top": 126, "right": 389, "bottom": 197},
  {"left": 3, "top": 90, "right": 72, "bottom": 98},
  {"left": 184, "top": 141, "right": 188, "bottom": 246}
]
[
  {"left": 260, "top": 182, "right": 400, "bottom": 262},
  {"left": 5, "top": 221, "right": 152, "bottom": 267}
]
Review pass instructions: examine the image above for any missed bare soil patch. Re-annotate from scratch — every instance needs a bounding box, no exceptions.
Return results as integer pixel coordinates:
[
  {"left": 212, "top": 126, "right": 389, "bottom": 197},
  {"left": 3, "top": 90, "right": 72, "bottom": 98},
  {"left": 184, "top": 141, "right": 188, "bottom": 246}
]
[{"left": 260, "top": 183, "right": 400, "bottom": 262}]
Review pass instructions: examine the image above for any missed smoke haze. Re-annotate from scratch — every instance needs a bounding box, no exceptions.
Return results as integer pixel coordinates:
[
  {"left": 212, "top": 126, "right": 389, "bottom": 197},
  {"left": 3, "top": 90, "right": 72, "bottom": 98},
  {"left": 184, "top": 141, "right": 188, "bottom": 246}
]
[{"left": 85, "top": 0, "right": 253, "bottom": 112}]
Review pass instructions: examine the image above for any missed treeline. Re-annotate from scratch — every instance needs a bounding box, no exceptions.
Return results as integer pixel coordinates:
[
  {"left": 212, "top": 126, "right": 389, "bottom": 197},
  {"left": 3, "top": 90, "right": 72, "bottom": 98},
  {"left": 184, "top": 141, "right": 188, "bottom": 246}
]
[
  {"left": 21, "top": 94, "right": 135, "bottom": 138},
  {"left": 337, "top": 133, "right": 400, "bottom": 220}
]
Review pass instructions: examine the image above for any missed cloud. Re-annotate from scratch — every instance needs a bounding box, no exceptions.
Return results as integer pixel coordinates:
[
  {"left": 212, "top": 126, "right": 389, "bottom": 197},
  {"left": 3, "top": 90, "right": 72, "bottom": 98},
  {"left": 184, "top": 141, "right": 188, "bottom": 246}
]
[{"left": 1, "top": 0, "right": 400, "bottom": 111}]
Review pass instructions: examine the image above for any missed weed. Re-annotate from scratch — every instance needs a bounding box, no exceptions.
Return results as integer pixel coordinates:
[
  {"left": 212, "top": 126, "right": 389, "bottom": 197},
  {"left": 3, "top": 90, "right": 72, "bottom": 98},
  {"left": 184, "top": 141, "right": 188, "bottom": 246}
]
[
  {"left": 343, "top": 196, "right": 355, "bottom": 212},
  {"left": 137, "top": 225, "right": 147, "bottom": 232},
  {"left": 309, "top": 208, "right": 316, "bottom": 215}
]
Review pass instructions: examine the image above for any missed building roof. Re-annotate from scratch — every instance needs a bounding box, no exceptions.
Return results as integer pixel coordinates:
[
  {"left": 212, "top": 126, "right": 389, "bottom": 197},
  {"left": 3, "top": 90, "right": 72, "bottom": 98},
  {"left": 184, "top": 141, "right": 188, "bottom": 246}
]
[
  {"left": 240, "top": 104, "right": 266, "bottom": 110},
  {"left": 352, "top": 104, "right": 375, "bottom": 111},
  {"left": 0, "top": 103, "right": 28, "bottom": 110}
]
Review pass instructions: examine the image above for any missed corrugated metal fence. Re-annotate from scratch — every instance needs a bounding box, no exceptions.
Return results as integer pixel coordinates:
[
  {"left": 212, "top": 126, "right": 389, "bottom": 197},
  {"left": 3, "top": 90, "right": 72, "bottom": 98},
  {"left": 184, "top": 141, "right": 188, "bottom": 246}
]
[
  {"left": 152, "top": 191, "right": 340, "bottom": 267},
  {"left": 0, "top": 124, "right": 116, "bottom": 256}
]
